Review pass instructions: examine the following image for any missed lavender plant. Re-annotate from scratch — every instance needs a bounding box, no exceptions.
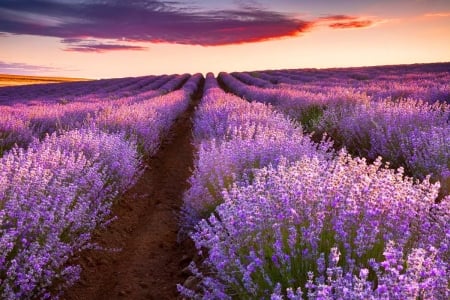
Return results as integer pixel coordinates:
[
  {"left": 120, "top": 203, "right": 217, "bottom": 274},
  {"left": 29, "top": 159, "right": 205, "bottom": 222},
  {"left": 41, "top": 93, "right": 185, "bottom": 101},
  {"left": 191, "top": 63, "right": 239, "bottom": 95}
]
[{"left": 0, "top": 113, "right": 33, "bottom": 155}]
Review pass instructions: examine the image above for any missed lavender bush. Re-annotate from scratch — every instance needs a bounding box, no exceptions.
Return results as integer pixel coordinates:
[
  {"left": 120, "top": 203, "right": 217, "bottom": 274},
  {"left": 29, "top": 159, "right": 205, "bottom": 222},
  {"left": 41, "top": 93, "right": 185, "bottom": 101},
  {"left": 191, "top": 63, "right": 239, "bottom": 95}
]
[
  {"left": 90, "top": 73, "right": 201, "bottom": 155},
  {"left": 0, "top": 128, "right": 142, "bottom": 299},
  {"left": 182, "top": 74, "right": 332, "bottom": 227},
  {"left": 181, "top": 152, "right": 449, "bottom": 299},
  {"left": 220, "top": 66, "right": 450, "bottom": 196},
  {"left": 317, "top": 98, "right": 450, "bottom": 194},
  {"left": 38, "top": 128, "right": 143, "bottom": 194},
  {"left": 0, "top": 73, "right": 191, "bottom": 155},
  {"left": 0, "top": 113, "right": 33, "bottom": 155},
  {"left": 180, "top": 67, "right": 449, "bottom": 299}
]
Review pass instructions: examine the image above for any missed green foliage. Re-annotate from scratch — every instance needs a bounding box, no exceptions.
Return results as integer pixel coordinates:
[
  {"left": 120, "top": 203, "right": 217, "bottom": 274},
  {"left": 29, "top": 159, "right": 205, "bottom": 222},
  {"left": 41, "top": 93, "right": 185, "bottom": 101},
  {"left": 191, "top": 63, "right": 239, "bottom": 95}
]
[{"left": 297, "top": 104, "right": 324, "bottom": 132}]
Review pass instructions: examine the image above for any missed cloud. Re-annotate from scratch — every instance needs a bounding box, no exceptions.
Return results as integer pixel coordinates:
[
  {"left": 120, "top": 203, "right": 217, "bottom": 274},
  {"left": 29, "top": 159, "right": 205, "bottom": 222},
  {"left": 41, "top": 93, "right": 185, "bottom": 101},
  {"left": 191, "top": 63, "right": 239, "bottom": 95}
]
[
  {"left": 0, "top": 60, "right": 61, "bottom": 74},
  {"left": 64, "top": 43, "right": 148, "bottom": 53},
  {"left": 61, "top": 38, "right": 148, "bottom": 52},
  {"left": 318, "top": 15, "right": 359, "bottom": 22},
  {"left": 0, "top": 0, "right": 375, "bottom": 47},
  {"left": 329, "top": 20, "right": 373, "bottom": 29},
  {"left": 315, "top": 14, "right": 375, "bottom": 29},
  {"left": 424, "top": 12, "right": 450, "bottom": 17}
]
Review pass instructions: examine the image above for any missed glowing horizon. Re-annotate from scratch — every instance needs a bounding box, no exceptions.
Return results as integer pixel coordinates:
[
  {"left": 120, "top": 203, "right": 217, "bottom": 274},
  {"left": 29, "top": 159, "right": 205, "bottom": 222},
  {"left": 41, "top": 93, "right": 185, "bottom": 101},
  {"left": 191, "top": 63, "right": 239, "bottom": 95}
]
[{"left": 0, "top": 0, "right": 449, "bottom": 79}]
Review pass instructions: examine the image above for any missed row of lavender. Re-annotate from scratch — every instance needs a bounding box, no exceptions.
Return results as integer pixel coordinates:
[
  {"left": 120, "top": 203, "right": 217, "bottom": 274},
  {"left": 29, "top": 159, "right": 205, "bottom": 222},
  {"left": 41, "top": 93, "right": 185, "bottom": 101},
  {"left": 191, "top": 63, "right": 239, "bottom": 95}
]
[
  {"left": 179, "top": 73, "right": 449, "bottom": 298},
  {"left": 235, "top": 63, "right": 450, "bottom": 103},
  {"left": 0, "top": 73, "right": 181, "bottom": 105},
  {"left": 0, "top": 74, "right": 202, "bottom": 299},
  {"left": 219, "top": 64, "right": 450, "bottom": 197},
  {"left": 0, "top": 73, "right": 189, "bottom": 155}
]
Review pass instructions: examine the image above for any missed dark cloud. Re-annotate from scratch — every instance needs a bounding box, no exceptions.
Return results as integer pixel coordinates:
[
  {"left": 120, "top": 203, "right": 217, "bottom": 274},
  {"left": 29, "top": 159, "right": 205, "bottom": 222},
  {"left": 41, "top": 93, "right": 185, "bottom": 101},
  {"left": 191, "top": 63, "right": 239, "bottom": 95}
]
[
  {"left": 328, "top": 20, "right": 373, "bottom": 29},
  {"left": 318, "top": 15, "right": 358, "bottom": 21},
  {"left": 0, "top": 0, "right": 312, "bottom": 47},
  {"left": 0, "top": 0, "right": 375, "bottom": 49},
  {"left": 316, "top": 14, "right": 374, "bottom": 29}
]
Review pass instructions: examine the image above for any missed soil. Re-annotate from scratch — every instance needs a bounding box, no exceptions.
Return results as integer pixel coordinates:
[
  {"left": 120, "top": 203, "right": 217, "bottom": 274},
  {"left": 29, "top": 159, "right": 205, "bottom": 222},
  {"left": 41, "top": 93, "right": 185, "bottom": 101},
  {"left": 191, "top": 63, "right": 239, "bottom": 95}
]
[{"left": 63, "top": 87, "right": 202, "bottom": 300}]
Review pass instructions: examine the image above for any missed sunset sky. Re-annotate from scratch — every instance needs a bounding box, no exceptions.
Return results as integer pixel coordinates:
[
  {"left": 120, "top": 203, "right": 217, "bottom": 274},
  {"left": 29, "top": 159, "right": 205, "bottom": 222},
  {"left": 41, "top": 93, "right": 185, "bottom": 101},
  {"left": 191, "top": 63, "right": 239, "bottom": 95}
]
[{"left": 1, "top": 0, "right": 449, "bottom": 79}]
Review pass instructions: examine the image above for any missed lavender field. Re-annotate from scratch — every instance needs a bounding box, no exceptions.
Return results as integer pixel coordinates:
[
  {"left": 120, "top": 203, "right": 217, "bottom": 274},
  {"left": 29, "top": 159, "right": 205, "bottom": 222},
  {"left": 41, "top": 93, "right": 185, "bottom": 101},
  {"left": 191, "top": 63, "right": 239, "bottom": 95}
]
[{"left": 0, "top": 63, "right": 449, "bottom": 299}]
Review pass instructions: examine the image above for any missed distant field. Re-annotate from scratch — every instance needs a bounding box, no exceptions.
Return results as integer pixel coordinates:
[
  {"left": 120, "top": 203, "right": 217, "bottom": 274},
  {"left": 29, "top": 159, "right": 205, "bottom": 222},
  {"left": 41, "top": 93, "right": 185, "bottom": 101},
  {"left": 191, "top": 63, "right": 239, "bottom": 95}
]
[
  {"left": 1, "top": 64, "right": 449, "bottom": 299},
  {"left": 0, "top": 73, "right": 91, "bottom": 87}
]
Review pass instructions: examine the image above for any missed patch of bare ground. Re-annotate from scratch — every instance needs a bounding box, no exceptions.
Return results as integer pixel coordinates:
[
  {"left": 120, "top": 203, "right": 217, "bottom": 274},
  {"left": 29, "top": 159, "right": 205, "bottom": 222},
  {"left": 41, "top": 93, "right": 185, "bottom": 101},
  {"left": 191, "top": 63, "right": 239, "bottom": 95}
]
[{"left": 63, "top": 85, "right": 202, "bottom": 300}]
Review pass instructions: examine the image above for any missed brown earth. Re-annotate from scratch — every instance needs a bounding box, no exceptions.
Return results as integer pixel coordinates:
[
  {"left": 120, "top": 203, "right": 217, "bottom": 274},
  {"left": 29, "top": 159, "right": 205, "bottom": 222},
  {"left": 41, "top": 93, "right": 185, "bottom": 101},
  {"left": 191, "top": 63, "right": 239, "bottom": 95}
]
[
  {"left": 0, "top": 74, "right": 90, "bottom": 87},
  {"left": 63, "top": 90, "right": 201, "bottom": 300}
]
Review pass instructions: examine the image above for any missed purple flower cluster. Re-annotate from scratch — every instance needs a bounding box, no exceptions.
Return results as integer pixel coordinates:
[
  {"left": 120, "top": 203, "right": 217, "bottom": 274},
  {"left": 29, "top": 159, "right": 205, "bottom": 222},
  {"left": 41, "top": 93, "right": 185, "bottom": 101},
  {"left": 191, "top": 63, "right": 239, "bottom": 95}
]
[
  {"left": 0, "top": 128, "right": 142, "bottom": 298},
  {"left": 0, "top": 113, "right": 33, "bottom": 155},
  {"left": 39, "top": 128, "right": 143, "bottom": 194},
  {"left": 182, "top": 153, "right": 449, "bottom": 299},
  {"left": 182, "top": 73, "right": 331, "bottom": 227},
  {"left": 0, "top": 74, "right": 191, "bottom": 154},
  {"left": 317, "top": 98, "right": 450, "bottom": 194},
  {"left": 91, "top": 73, "right": 202, "bottom": 155}
]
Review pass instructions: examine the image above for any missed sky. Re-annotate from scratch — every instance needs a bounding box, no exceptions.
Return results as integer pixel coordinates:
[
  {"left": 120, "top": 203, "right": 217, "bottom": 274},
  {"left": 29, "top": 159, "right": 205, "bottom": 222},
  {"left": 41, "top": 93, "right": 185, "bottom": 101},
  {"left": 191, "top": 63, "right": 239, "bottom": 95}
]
[{"left": 0, "top": 0, "right": 449, "bottom": 79}]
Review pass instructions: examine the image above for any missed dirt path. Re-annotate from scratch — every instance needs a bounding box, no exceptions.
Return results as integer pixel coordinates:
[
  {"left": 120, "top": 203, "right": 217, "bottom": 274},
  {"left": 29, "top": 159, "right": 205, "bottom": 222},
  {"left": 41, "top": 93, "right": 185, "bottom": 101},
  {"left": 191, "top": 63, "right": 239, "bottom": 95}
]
[{"left": 63, "top": 87, "right": 202, "bottom": 300}]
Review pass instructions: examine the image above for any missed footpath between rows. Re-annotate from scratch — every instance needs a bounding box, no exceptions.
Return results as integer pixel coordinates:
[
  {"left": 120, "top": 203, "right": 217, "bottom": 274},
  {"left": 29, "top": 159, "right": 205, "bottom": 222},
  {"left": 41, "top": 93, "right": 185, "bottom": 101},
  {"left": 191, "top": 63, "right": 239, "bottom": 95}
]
[{"left": 63, "top": 82, "right": 203, "bottom": 300}]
